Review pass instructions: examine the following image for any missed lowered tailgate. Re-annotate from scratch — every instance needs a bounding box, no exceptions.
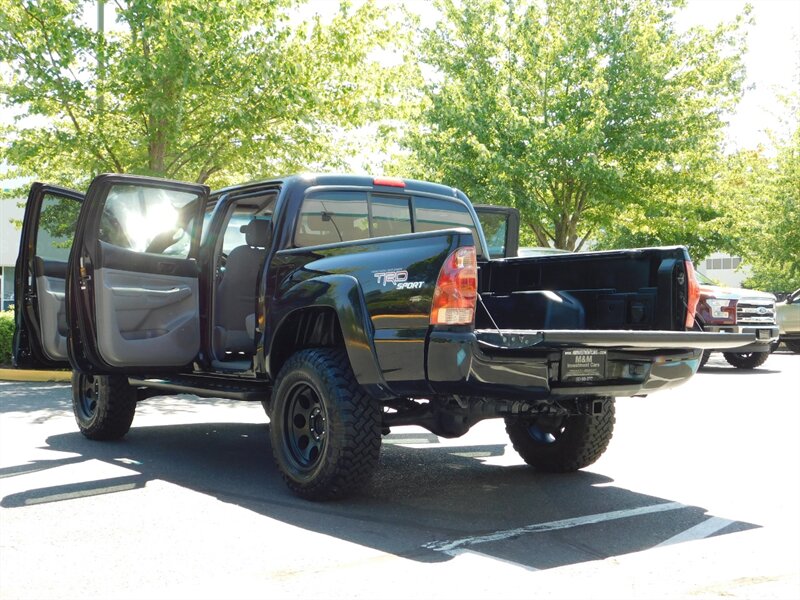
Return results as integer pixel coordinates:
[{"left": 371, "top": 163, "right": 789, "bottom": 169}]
[
  {"left": 427, "top": 328, "right": 756, "bottom": 400},
  {"left": 475, "top": 329, "right": 755, "bottom": 351}
]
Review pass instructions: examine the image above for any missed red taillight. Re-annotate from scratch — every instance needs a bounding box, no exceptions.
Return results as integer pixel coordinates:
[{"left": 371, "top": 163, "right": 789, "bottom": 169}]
[
  {"left": 373, "top": 177, "right": 405, "bottom": 188},
  {"left": 685, "top": 260, "right": 700, "bottom": 328},
  {"left": 430, "top": 246, "right": 478, "bottom": 325}
]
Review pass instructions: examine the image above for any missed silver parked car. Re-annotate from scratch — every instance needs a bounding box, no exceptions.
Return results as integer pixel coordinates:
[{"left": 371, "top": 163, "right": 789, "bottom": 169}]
[{"left": 776, "top": 288, "right": 800, "bottom": 353}]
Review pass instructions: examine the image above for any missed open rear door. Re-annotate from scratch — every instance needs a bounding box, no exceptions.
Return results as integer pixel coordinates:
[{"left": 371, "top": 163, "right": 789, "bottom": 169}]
[
  {"left": 67, "top": 175, "right": 209, "bottom": 374},
  {"left": 13, "top": 183, "right": 84, "bottom": 368},
  {"left": 473, "top": 204, "right": 520, "bottom": 258}
]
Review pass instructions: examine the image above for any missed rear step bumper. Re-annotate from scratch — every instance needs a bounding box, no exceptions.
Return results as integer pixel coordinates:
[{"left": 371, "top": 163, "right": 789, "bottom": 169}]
[{"left": 427, "top": 329, "right": 756, "bottom": 400}]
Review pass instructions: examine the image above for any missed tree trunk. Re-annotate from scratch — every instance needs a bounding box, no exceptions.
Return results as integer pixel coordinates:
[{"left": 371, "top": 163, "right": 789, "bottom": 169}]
[{"left": 148, "top": 119, "right": 167, "bottom": 175}]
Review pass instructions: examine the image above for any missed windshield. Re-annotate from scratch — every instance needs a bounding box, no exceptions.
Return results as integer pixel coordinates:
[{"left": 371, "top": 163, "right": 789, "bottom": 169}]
[{"left": 695, "top": 270, "right": 718, "bottom": 286}]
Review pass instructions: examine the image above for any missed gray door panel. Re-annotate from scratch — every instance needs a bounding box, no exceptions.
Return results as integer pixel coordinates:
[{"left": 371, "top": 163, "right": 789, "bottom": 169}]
[
  {"left": 95, "top": 268, "right": 200, "bottom": 367},
  {"left": 14, "top": 184, "right": 83, "bottom": 369},
  {"left": 35, "top": 275, "right": 68, "bottom": 361},
  {"left": 67, "top": 175, "right": 208, "bottom": 373}
]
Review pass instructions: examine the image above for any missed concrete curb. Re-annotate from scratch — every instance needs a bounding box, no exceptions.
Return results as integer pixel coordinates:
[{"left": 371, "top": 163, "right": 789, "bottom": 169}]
[{"left": 0, "top": 368, "right": 71, "bottom": 382}]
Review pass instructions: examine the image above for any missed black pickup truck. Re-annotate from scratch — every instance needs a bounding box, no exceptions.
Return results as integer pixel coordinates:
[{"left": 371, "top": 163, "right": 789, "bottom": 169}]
[{"left": 14, "top": 174, "right": 752, "bottom": 499}]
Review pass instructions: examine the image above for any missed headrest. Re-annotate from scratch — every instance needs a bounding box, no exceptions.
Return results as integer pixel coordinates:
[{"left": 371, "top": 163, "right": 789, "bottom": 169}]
[{"left": 241, "top": 219, "right": 271, "bottom": 248}]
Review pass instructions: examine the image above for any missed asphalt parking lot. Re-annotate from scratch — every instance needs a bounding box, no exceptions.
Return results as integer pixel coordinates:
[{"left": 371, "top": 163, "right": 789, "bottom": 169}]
[{"left": 1, "top": 351, "right": 799, "bottom": 600}]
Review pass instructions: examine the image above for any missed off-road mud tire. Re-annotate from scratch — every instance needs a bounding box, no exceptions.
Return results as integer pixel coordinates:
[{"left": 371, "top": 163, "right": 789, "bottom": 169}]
[
  {"left": 505, "top": 397, "right": 616, "bottom": 472},
  {"left": 72, "top": 371, "right": 137, "bottom": 440},
  {"left": 722, "top": 351, "right": 770, "bottom": 369},
  {"left": 269, "top": 348, "right": 381, "bottom": 500}
]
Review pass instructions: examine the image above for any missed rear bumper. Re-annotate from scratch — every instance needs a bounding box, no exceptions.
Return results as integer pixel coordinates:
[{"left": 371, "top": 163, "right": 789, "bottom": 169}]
[
  {"left": 427, "top": 328, "right": 755, "bottom": 399},
  {"left": 702, "top": 325, "right": 779, "bottom": 352}
]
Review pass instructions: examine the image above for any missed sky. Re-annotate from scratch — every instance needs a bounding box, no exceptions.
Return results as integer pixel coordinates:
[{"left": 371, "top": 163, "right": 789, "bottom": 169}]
[{"left": 674, "top": 0, "right": 800, "bottom": 152}]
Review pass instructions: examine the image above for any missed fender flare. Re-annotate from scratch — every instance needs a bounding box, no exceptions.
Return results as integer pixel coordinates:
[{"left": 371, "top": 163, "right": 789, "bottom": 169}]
[{"left": 266, "top": 274, "right": 391, "bottom": 396}]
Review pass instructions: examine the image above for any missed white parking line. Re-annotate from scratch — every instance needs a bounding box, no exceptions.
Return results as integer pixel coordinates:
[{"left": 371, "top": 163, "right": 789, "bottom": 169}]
[
  {"left": 424, "top": 501, "right": 686, "bottom": 553},
  {"left": 655, "top": 516, "right": 735, "bottom": 547},
  {"left": 446, "top": 547, "right": 541, "bottom": 570}
]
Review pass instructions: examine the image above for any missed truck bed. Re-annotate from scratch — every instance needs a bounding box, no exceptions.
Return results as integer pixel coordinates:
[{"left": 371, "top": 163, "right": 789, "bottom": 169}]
[{"left": 476, "top": 246, "right": 696, "bottom": 333}]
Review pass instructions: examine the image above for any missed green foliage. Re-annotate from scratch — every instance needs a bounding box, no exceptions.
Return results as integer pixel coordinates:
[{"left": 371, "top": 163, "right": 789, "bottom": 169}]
[
  {"left": 0, "top": 0, "right": 411, "bottom": 191},
  {"left": 398, "top": 0, "right": 748, "bottom": 251},
  {"left": 0, "top": 309, "right": 14, "bottom": 366},
  {"left": 719, "top": 105, "right": 800, "bottom": 293}
]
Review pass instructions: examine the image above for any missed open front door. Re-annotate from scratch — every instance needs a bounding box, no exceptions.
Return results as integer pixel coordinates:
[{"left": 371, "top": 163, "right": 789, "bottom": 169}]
[
  {"left": 473, "top": 204, "right": 520, "bottom": 258},
  {"left": 13, "top": 183, "right": 84, "bottom": 368},
  {"left": 67, "top": 175, "right": 209, "bottom": 374}
]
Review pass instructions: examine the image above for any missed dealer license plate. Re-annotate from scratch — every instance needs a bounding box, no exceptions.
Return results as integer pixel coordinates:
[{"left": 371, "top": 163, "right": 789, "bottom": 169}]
[{"left": 561, "top": 349, "right": 607, "bottom": 383}]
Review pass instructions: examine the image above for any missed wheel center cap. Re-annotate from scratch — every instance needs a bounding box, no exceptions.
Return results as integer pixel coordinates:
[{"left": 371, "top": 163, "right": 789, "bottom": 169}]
[{"left": 309, "top": 407, "right": 325, "bottom": 440}]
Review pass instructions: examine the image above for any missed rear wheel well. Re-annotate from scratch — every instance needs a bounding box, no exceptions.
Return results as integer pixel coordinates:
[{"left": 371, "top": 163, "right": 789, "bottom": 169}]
[{"left": 270, "top": 307, "right": 345, "bottom": 378}]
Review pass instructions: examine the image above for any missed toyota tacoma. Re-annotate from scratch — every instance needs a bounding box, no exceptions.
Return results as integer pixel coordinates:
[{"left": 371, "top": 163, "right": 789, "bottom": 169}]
[{"left": 14, "top": 174, "right": 752, "bottom": 499}]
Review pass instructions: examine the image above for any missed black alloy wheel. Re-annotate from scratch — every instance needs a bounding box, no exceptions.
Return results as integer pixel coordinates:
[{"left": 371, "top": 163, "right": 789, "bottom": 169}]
[
  {"left": 269, "top": 348, "right": 381, "bottom": 500},
  {"left": 283, "top": 380, "right": 329, "bottom": 473},
  {"left": 71, "top": 371, "right": 137, "bottom": 440}
]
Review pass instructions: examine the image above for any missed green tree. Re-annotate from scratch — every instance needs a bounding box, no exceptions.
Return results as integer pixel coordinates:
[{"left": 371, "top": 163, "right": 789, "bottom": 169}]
[
  {"left": 758, "top": 120, "right": 800, "bottom": 291},
  {"left": 397, "top": 0, "right": 748, "bottom": 253},
  {"left": 0, "top": 0, "right": 409, "bottom": 190},
  {"left": 720, "top": 112, "right": 800, "bottom": 292}
]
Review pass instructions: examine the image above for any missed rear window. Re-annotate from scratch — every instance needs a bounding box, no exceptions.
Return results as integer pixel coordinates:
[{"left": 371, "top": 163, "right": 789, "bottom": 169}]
[
  {"left": 294, "top": 191, "right": 369, "bottom": 247},
  {"left": 293, "top": 189, "right": 482, "bottom": 255},
  {"left": 372, "top": 195, "right": 412, "bottom": 237},
  {"left": 413, "top": 197, "right": 481, "bottom": 254}
]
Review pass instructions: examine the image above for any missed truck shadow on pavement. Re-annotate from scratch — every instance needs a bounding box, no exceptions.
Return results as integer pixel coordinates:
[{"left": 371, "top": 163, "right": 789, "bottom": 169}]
[{"left": 0, "top": 415, "right": 759, "bottom": 571}]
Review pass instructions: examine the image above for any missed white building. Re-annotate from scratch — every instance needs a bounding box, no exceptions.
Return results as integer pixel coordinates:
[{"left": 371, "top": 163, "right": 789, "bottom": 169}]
[
  {"left": 0, "top": 196, "right": 25, "bottom": 310},
  {"left": 698, "top": 251, "right": 751, "bottom": 288}
]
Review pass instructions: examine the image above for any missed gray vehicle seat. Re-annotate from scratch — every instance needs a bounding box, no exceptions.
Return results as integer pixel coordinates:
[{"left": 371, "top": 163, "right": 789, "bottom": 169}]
[{"left": 213, "top": 218, "right": 270, "bottom": 357}]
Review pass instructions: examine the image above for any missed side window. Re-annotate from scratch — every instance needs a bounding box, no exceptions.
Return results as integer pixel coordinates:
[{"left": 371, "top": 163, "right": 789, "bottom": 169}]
[
  {"left": 477, "top": 211, "right": 508, "bottom": 257},
  {"left": 294, "top": 191, "right": 369, "bottom": 247},
  {"left": 222, "top": 212, "right": 255, "bottom": 254},
  {"left": 413, "top": 197, "right": 483, "bottom": 256},
  {"left": 98, "top": 185, "right": 200, "bottom": 257},
  {"left": 219, "top": 191, "right": 277, "bottom": 254},
  {"left": 36, "top": 194, "right": 81, "bottom": 261},
  {"left": 372, "top": 195, "right": 412, "bottom": 237}
]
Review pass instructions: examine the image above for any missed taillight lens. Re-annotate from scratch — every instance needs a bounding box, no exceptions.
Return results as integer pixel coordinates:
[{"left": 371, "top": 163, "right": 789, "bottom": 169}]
[
  {"left": 684, "top": 260, "right": 700, "bottom": 328},
  {"left": 430, "top": 246, "right": 478, "bottom": 325}
]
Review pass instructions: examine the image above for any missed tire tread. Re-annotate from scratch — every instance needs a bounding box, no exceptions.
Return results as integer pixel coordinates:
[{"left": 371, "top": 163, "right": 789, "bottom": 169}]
[
  {"left": 271, "top": 348, "right": 380, "bottom": 500},
  {"left": 72, "top": 372, "right": 136, "bottom": 440},
  {"left": 505, "top": 398, "right": 615, "bottom": 472},
  {"left": 722, "top": 351, "right": 770, "bottom": 369}
]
